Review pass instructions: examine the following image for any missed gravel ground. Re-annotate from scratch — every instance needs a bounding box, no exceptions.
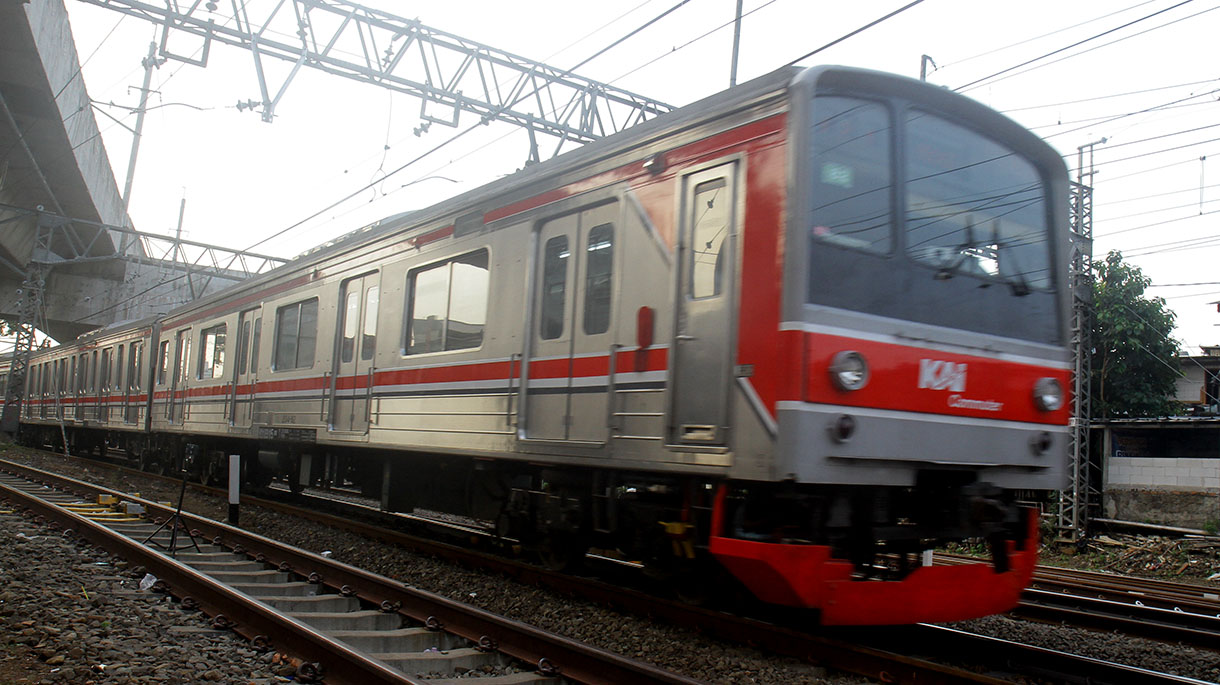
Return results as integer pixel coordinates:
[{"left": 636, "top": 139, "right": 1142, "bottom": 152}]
[
  {"left": 0, "top": 445, "right": 860, "bottom": 684},
  {"left": 0, "top": 508, "right": 285, "bottom": 684}
]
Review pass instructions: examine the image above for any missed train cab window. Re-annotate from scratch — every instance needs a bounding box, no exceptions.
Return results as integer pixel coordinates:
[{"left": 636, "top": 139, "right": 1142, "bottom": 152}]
[
  {"left": 405, "top": 250, "right": 490, "bottom": 354},
  {"left": 70, "top": 357, "right": 77, "bottom": 393},
  {"left": 198, "top": 325, "right": 227, "bottom": 379},
  {"left": 690, "top": 180, "right": 728, "bottom": 299},
  {"left": 89, "top": 350, "right": 98, "bottom": 392},
  {"left": 540, "top": 237, "right": 568, "bottom": 340},
  {"left": 809, "top": 96, "right": 892, "bottom": 254},
  {"left": 583, "top": 224, "right": 614, "bottom": 334},
  {"left": 904, "top": 109, "right": 1051, "bottom": 291},
  {"left": 362, "top": 286, "right": 379, "bottom": 361},
  {"left": 157, "top": 340, "right": 170, "bottom": 385},
  {"left": 273, "top": 299, "right": 318, "bottom": 370}
]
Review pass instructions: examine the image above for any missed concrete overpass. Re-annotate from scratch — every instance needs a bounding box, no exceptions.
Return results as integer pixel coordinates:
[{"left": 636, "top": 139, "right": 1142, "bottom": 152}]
[{"left": 0, "top": 0, "right": 281, "bottom": 343}]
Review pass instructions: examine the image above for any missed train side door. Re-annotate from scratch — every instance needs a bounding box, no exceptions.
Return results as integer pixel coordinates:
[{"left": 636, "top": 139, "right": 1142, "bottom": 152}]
[
  {"left": 670, "top": 163, "right": 738, "bottom": 446},
  {"left": 524, "top": 202, "right": 618, "bottom": 442},
  {"left": 230, "top": 308, "right": 260, "bottom": 427},
  {"left": 329, "top": 274, "right": 379, "bottom": 434},
  {"left": 169, "top": 329, "right": 191, "bottom": 424}
]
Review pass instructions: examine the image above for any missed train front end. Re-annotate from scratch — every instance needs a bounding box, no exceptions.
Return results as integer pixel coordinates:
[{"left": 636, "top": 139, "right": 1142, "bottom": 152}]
[{"left": 711, "top": 66, "right": 1072, "bottom": 625}]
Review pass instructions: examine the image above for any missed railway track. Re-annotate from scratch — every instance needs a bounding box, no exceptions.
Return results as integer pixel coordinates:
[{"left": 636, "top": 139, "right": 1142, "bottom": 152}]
[
  {"left": 2, "top": 450, "right": 1215, "bottom": 684},
  {"left": 0, "top": 460, "right": 696, "bottom": 685},
  {"left": 938, "top": 552, "right": 1220, "bottom": 650}
]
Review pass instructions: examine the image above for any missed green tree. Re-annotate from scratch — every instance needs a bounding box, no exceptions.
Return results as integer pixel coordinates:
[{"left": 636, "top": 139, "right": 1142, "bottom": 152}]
[{"left": 1090, "top": 250, "right": 1180, "bottom": 418}]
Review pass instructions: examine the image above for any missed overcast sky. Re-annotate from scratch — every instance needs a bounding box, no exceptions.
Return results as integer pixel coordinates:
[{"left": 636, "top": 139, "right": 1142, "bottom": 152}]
[{"left": 54, "top": 0, "right": 1220, "bottom": 351}]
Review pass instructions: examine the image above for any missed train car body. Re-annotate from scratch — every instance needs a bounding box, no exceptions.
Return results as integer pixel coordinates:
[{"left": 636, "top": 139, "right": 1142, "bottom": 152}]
[{"left": 15, "top": 65, "right": 1071, "bottom": 625}]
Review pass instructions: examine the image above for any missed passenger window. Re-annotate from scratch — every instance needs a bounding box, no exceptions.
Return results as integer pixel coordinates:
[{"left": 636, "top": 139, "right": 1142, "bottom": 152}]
[
  {"left": 115, "top": 345, "right": 125, "bottom": 391},
  {"left": 341, "top": 290, "right": 359, "bottom": 363},
  {"left": 405, "top": 250, "right": 490, "bottom": 354},
  {"left": 362, "top": 286, "right": 379, "bottom": 361},
  {"left": 251, "top": 318, "right": 262, "bottom": 372},
  {"left": 540, "top": 237, "right": 569, "bottom": 339},
  {"left": 173, "top": 330, "right": 192, "bottom": 384},
  {"left": 690, "top": 179, "right": 728, "bottom": 299},
  {"left": 238, "top": 320, "right": 251, "bottom": 375},
  {"left": 583, "top": 224, "right": 614, "bottom": 335},
  {"left": 100, "top": 349, "right": 112, "bottom": 390},
  {"left": 198, "top": 325, "right": 226, "bottom": 379},
  {"left": 130, "top": 342, "right": 143, "bottom": 391},
  {"left": 273, "top": 299, "right": 318, "bottom": 370},
  {"left": 156, "top": 341, "right": 169, "bottom": 386}
]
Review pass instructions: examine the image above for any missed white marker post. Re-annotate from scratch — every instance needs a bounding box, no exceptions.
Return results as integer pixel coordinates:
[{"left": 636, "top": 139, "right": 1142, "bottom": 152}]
[{"left": 228, "top": 454, "right": 241, "bottom": 526}]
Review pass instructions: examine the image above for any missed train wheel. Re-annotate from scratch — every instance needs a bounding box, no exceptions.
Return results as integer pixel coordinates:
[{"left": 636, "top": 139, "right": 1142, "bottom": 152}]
[
  {"left": 141, "top": 456, "right": 165, "bottom": 475},
  {"left": 200, "top": 456, "right": 223, "bottom": 486},
  {"left": 537, "top": 533, "right": 587, "bottom": 573}
]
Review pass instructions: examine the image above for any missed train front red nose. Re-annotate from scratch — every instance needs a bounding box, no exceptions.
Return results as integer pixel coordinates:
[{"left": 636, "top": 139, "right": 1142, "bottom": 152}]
[{"left": 709, "top": 505, "right": 1040, "bottom": 626}]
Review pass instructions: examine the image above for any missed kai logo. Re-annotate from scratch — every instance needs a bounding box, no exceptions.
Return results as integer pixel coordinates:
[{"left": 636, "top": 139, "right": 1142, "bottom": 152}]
[{"left": 918, "top": 359, "right": 967, "bottom": 392}]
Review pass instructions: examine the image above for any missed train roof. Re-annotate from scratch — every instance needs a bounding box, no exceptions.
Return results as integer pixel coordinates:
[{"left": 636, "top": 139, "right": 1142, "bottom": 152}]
[{"left": 159, "top": 66, "right": 803, "bottom": 323}]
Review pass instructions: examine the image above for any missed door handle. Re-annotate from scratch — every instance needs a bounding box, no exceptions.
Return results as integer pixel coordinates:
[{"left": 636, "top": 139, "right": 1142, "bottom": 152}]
[{"left": 675, "top": 334, "right": 697, "bottom": 342}]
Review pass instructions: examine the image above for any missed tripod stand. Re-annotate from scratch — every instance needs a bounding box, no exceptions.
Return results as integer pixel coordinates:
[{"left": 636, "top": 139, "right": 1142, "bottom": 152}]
[{"left": 142, "top": 467, "right": 201, "bottom": 557}]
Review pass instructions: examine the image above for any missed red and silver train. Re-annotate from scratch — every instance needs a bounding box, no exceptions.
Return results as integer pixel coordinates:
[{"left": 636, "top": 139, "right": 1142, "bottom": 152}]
[{"left": 7, "top": 66, "right": 1071, "bottom": 625}]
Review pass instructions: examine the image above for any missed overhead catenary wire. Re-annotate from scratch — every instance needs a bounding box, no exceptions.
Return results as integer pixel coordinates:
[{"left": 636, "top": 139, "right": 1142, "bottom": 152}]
[
  {"left": 954, "top": 0, "right": 1197, "bottom": 92},
  {"left": 934, "top": 0, "right": 1158, "bottom": 73},
  {"left": 608, "top": 0, "right": 781, "bottom": 84},
  {"left": 781, "top": 0, "right": 927, "bottom": 67},
  {"left": 1004, "top": 76, "right": 1220, "bottom": 113}
]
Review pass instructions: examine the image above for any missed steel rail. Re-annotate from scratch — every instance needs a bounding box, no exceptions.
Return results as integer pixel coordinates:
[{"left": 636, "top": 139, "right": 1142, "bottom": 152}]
[
  {"left": 1012, "top": 590, "right": 1220, "bottom": 650},
  {"left": 0, "top": 476, "right": 418, "bottom": 685},
  {"left": 880, "top": 624, "right": 1217, "bottom": 685},
  {"left": 941, "top": 551, "right": 1220, "bottom": 623},
  {"left": 0, "top": 458, "right": 698, "bottom": 685}
]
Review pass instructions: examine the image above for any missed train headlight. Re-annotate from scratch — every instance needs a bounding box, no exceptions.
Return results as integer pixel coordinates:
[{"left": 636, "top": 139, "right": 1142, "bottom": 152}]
[
  {"left": 828, "top": 351, "right": 869, "bottom": 391},
  {"left": 1033, "top": 377, "right": 1064, "bottom": 411}
]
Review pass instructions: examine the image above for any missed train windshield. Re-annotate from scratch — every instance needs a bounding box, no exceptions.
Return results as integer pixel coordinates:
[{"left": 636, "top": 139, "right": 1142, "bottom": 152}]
[{"left": 806, "top": 95, "right": 1059, "bottom": 344}]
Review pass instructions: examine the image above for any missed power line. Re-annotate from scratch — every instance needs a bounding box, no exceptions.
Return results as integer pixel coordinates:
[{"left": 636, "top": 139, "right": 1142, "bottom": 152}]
[
  {"left": 1095, "top": 155, "right": 1209, "bottom": 184},
  {"left": 540, "top": 0, "right": 660, "bottom": 64},
  {"left": 955, "top": 0, "right": 1197, "bottom": 92},
  {"left": 782, "top": 0, "right": 927, "bottom": 67},
  {"left": 1091, "top": 134, "right": 1220, "bottom": 167},
  {"left": 935, "top": 0, "right": 1158, "bottom": 73},
  {"left": 1028, "top": 99, "right": 1217, "bottom": 132},
  {"left": 608, "top": 0, "right": 781, "bottom": 84},
  {"left": 1044, "top": 87, "right": 1220, "bottom": 142},
  {"left": 1072, "top": 121, "right": 1220, "bottom": 156},
  {"left": 1004, "top": 76, "right": 1220, "bottom": 113},
  {"left": 1100, "top": 195, "right": 1220, "bottom": 223},
  {"left": 568, "top": 0, "right": 692, "bottom": 72}
]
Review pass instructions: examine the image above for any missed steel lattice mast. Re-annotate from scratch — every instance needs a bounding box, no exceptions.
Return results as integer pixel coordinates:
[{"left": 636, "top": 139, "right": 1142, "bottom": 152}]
[
  {"left": 1057, "top": 140, "right": 1103, "bottom": 542},
  {"left": 77, "top": 0, "right": 675, "bottom": 161}
]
